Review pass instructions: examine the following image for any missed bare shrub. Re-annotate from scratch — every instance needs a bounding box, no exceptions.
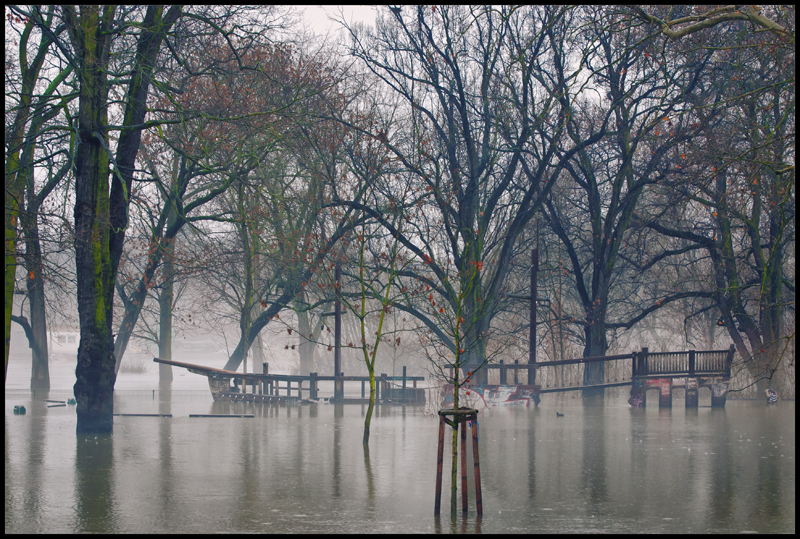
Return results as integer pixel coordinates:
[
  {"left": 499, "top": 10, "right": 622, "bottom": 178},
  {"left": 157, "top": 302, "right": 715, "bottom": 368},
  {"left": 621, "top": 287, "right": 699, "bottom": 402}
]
[{"left": 119, "top": 355, "right": 149, "bottom": 374}]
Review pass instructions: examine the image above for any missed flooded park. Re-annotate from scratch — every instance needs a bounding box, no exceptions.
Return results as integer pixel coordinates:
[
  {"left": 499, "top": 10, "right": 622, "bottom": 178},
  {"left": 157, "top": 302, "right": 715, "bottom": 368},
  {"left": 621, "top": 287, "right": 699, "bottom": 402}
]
[
  {"left": 5, "top": 4, "right": 795, "bottom": 535},
  {"left": 5, "top": 354, "right": 795, "bottom": 534}
]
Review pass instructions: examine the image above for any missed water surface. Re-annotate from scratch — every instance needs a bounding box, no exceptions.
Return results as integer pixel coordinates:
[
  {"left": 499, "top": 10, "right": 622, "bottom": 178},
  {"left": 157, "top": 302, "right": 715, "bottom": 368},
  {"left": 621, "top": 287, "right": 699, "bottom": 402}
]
[{"left": 5, "top": 385, "right": 794, "bottom": 533}]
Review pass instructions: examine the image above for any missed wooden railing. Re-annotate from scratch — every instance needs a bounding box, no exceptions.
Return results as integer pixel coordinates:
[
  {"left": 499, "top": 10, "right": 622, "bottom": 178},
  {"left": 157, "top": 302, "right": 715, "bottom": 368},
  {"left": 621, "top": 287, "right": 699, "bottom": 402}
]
[
  {"left": 444, "top": 344, "right": 735, "bottom": 390},
  {"left": 632, "top": 345, "right": 734, "bottom": 378},
  {"left": 153, "top": 357, "right": 424, "bottom": 402}
]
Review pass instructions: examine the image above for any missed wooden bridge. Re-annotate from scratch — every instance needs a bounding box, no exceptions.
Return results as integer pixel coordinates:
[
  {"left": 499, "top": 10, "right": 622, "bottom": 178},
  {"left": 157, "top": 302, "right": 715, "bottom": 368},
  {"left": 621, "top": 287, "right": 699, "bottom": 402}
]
[
  {"left": 446, "top": 345, "right": 735, "bottom": 408},
  {"left": 153, "top": 357, "right": 425, "bottom": 405}
]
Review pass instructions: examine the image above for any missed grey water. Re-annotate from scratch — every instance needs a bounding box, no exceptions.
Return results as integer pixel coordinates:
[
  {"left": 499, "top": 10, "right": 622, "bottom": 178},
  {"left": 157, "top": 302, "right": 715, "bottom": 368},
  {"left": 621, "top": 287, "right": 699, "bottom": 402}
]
[{"left": 4, "top": 358, "right": 796, "bottom": 533}]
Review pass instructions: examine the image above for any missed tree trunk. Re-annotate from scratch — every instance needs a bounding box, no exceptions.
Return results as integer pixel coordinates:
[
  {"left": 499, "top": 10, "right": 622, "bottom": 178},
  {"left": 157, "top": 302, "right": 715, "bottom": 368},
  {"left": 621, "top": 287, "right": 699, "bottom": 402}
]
[
  {"left": 362, "top": 371, "right": 375, "bottom": 446},
  {"left": 26, "top": 261, "right": 50, "bottom": 390},
  {"left": 66, "top": 5, "right": 180, "bottom": 432},
  {"left": 297, "top": 290, "right": 315, "bottom": 375},
  {"left": 449, "top": 367, "right": 460, "bottom": 515},
  {"left": 460, "top": 279, "right": 490, "bottom": 385},
  {"left": 157, "top": 183, "right": 177, "bottom": 382},
  {"left": 582, "top": 302, "right": 607, "bottom": 403},
  {"left": 71, "top": 6, "right": 117, "bottom": 434},
  {"left": 3, "top": 10, "right": 58, "bottom": 382},
  {"left": 20, "top": 160, "right": 50, "bottom": 389},
  {"left": 157, "top": 265, "right": 173, "bottom": 382}
]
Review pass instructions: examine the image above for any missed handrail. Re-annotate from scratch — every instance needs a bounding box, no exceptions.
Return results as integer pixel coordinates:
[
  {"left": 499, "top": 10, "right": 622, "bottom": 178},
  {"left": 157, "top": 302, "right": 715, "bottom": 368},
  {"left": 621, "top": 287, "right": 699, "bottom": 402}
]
[
  {"left": 446, "top": 353, "right": 633, "bottom": 371},
  {"left": 153, "top": 357, "right": 424, "bottom": 382}
]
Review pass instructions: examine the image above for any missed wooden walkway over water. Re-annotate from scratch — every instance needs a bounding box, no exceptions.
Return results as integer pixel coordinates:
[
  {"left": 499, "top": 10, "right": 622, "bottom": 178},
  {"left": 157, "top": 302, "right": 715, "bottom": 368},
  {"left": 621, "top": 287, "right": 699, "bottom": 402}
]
[
  {"left": 153, "top": 357, "right": 425, "bottom": 404},
  {"left": 447, "top": 345, "right": 735, "bottom": 407}
]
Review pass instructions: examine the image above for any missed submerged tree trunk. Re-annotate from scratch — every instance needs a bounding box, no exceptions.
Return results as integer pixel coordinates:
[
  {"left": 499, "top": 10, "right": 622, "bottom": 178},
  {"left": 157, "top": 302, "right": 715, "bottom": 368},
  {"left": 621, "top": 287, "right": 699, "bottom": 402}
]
[
  {"left": 71, "top": 6, "right": 117, "bottom": 434},
  {"left": 157, "top": 265, "right": 173, "bottom": 382},
  {"left": 20, "top": 153, "right": 50, "bottom": 389},
  {"left": 362, "top": 371, "right": 375, "bottom": 446},
  {"left": 296, "top": 290, "right": 315, "bottom": 375},
  {"left": 25, "top": 260, "right": 50, "bottom": 389},
  {"left": 68, "top": 6, "right": 181, "bottom": 433},
  {"left": 157, "top": 168, "right": 178, "bottom": 382},
  {"left": 450, "top": 369, "right": 460, "bottom": 515},
  {"left": 582, "top": 304, "right": 608, "bottom": 403}
]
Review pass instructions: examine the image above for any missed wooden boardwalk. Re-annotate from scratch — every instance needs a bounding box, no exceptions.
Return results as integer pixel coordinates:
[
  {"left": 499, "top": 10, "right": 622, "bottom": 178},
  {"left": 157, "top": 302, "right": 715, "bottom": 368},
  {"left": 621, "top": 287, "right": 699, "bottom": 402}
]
[
  {"left": 447, "top": 345, "right": 735, "bottom": 407},
  {"left": 153, "top": 357, "right": 426, "bottom": 404}
]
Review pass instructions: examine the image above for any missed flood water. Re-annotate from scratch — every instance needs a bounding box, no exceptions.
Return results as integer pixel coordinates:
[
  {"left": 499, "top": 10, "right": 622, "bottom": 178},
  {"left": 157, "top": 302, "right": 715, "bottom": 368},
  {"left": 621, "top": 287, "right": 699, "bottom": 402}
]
[{"left": 4, "top": 357, "right": 796, "bottom": 533}]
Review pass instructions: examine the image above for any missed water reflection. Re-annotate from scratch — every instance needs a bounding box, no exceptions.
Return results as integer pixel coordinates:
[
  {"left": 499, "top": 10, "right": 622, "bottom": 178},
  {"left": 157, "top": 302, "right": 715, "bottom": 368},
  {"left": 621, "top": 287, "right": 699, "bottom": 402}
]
[
  {"left": 363, "top": 444, "right": 375, "bottom": 508},
  {"left": 75, "top": 433, "right": 115, "bottom": 532},
  {"left": 581, "top": 407, "right": 607, "bottom": 506},
  {"left": 157, "top": 389, "right": 174, "bottom": 528},
  {"left": 752, "top": 407, "right": 783, "bottom": 523},
  {"left": 708, "top": 409, "right": 734, "bottom": 528},
  {"left": 4, "top": 394, "right": 795, "bottom": 534},
  {"left": 19, "top": 399, "right": 48, "bottom": 530},
  {"left": 333, "top": 404, "right": 342, "bottom": 498}
]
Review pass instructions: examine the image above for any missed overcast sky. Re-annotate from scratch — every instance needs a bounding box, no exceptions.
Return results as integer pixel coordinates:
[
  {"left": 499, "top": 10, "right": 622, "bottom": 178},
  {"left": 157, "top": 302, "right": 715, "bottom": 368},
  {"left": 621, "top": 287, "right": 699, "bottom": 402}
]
[{"left": 300, "top": 5, "right": 378, "bottom": 37}]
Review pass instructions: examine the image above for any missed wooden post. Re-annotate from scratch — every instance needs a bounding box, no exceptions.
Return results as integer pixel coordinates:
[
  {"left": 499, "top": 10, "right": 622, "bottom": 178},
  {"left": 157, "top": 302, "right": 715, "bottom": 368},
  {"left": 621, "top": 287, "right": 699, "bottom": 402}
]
[
  {"left": 434, "top": 409, "right": 482, "bottom": 517},
  {"left": 381, "top": 373, "right": 387, "bottom": 402},
  {"left": 641, "top": 347, "right": 649, "bottom": 376},
  {"left": 310, "top": 372, "right": 317, "bottom": 399},
  {"left": 685, "top": 377, "right": 698, "bottom": 408},
  {"left": 711, "top": 383, "right": 728, "bottom": 407},
  {"left": 499, "top": 360, "right": 506, "bottom": 385},
  {"left": 434, "top": 415, "right": 446, "bottom": 516},
  {"left": 334, "top": 263, "right": 342, "bottom": 402},
  {"left": 402, "top": 366, "right": 407, "bottom": 403},
  {"left": 460, "top": 420, "right": 468, "bottom": 513},
  {"left": 471, "top": 415, "right": 482, "bottom": 517},
  {"left": 659, "top": 379, "right": 673, "bottom": 408},
  {"left": 514, "top": 360, "right": 519, "bottom": 385},
  {"left": 684, "top": 350, "right": 697, "bottom": 407}
]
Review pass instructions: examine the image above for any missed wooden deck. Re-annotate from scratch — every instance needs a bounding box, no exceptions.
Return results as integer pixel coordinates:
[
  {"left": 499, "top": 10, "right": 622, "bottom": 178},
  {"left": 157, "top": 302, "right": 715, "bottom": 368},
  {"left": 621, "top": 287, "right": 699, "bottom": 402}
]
[{"left": 153, "top": 357, "right": 426, "bottom": 404}]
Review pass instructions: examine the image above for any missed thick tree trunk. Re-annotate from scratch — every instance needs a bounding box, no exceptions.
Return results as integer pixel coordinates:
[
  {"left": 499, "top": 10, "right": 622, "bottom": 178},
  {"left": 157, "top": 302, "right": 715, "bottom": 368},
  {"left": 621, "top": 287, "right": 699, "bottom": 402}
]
[
  {"left": 71, "top": 6, "right": 117, "bottom": 434},
  {"left": 297, "top": 291, "right": 315, "bottom": 375},
  {"left": 459, "top": 271, "right": 490, "bottom": 385},
  {"left": 26, "top": 264, "right": 50, "bottom": 390},
  {"left": 157, "top": 193, "right": 177, "bottom": 382},
  {"left": 582, "top": 303, "right": 607, "bottom": 403},
  {"left": 67, "top": 5, "right": 180, "bottom": 433},
  {"left": 5, "top": 134, "right": 26, "bottom": 385},
  {"left": 20, "top": 160, "right": 50, "bottom": 389},
  {"left": 224, "top": 290, "right": 294, "bottom": 371},
  {"left": 158, "top": 272, "right": 173, "bottom": 382}
]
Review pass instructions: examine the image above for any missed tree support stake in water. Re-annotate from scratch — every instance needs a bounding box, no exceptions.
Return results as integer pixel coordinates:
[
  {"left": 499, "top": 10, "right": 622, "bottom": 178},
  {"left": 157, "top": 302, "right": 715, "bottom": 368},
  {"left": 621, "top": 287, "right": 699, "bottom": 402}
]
[{"left": 434, "top": 408, "right": 482, "bottom": 517}]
